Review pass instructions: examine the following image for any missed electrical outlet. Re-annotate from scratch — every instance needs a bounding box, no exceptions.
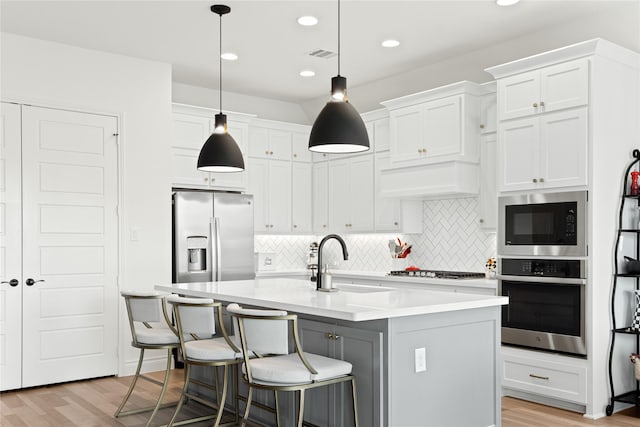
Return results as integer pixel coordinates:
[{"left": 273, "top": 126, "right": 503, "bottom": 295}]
[{"left": 415, "top": 347, "right": 426, "bottom": 373}]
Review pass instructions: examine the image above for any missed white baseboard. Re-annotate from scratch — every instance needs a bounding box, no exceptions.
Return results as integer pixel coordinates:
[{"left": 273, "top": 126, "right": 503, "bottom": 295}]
[{"left": 119, "top": 352, "right": 174, "bottom": 377}]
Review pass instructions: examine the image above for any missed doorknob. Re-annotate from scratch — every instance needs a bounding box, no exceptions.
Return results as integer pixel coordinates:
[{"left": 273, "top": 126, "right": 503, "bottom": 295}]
[
  {"left": 1, "top": 279, "right": 19, "bottom": 287},
  {"left": 25, "top": 278, "right": 45, "bottom": 286}
]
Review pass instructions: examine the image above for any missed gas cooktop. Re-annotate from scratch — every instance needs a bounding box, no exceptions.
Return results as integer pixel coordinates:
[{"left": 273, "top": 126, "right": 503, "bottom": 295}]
[{"left": 388, "top": 270, "right": 486, "bottom": 279}]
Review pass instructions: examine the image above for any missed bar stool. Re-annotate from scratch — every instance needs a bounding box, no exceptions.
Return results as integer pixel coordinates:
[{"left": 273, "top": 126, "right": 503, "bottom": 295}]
[
  {"left": 166, "top": 295, "right": 242, "bottom": 427},
  {"left": 115, "top": 291, "right": 180, "bottom": 427},
  {"left": 226, "top": 303, "right": 359, "bottom": 427}
]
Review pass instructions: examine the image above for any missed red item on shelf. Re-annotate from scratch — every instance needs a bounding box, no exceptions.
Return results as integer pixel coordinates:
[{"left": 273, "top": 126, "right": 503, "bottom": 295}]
[{"left": 632, "top": 171, "right": 640, "bottom": 195}]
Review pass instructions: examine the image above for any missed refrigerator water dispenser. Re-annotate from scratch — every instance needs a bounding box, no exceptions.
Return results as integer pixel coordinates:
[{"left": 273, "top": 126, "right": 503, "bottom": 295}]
[{"left": 187, "top": 236, "right": 207, "bottom": 271}]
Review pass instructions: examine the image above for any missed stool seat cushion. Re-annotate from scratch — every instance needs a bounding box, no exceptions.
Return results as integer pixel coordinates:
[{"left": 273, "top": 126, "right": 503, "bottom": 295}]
[
  {"left": 185, "top": 337, "right": 237, "bottom": 361},
  {"left": 134, "top": 324, "right": 179, "bottom": 345},
  {"left": 244, "top": 352, "right": 352, "bottom": 385}
]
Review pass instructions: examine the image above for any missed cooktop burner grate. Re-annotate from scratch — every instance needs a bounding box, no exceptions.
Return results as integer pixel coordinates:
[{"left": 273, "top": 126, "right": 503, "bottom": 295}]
[{"left": 388, "top": 270, "right": 486, "bottom": 279}]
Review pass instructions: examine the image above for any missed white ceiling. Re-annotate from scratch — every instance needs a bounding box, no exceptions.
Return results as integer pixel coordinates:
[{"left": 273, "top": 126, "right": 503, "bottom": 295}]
[{"left": 1, "top": 0, "right": 638, "bottom": 104}]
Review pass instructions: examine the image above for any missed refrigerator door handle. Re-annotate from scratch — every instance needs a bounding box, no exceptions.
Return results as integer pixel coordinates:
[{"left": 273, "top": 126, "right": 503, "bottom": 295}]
[{"left": 213, "top": 217, "right": 222, "bottom": 281}]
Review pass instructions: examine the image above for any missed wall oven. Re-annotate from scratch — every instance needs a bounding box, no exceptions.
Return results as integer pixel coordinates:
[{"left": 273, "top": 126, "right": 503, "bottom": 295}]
[
  {"left": 498, "top": 191, "right": 587, "bottom": 257},
  {"left": 499, "top": 258, "right": 586, "bottom": 356}
]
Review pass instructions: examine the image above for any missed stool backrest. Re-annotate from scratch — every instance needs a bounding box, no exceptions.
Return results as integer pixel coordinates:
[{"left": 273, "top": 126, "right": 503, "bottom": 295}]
[
  {"left": 226, "top": 303, "right": 289, "bottom": 355},
  {"left": 167, "top": 295, "right": 217, "bottom": 339},
  {"left": 121, "top": 291, "right": 173, "bottom": 346}
]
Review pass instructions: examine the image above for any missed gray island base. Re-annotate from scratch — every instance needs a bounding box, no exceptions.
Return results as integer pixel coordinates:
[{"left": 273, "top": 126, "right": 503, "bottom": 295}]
[{"left": 156, "top": 278, "right": 508, "bottom": 427}]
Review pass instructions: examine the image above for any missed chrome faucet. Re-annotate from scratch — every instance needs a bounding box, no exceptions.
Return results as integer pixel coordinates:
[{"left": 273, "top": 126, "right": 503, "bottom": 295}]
[{"left": 316, "top": 234, "right": 349, "bottom": 290}]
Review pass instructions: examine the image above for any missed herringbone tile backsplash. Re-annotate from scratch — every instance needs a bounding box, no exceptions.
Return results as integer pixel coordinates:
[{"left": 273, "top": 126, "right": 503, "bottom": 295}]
[{"left": 255, "top": 197, "right": 496, "bottom": 273}]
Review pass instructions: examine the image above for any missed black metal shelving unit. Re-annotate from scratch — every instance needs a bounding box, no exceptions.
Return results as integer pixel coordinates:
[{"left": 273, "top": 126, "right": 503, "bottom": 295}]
[{"left": 606, "top": 149, "right": 640, "bottom": 416}]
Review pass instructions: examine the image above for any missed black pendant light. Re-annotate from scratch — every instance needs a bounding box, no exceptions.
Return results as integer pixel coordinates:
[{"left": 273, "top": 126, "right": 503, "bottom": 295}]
[
  {"left": 308, "top": 0, "right": 369, "bottom": 154},
  {"left": 197, "top": 4, "right": 245, "bottom": 172}
]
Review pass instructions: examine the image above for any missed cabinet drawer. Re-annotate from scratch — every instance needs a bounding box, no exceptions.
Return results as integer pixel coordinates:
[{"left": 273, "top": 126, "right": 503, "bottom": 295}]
[{"left": 502, "top": 353, "right": 586, "bottom": 404}]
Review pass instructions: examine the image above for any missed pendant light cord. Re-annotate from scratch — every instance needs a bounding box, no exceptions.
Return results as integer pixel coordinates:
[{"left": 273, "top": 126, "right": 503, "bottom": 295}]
[
  {"left": 337, "top": 0, "right": 341, "bottom": 76},
  {"left": 219, "top": 11, "right": 223, "bottom": 114}
]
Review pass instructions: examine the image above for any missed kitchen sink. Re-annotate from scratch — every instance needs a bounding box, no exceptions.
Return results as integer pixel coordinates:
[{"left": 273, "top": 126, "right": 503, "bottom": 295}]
[{"left": 334, "top": 283, "right": 394, "bottom": 293}]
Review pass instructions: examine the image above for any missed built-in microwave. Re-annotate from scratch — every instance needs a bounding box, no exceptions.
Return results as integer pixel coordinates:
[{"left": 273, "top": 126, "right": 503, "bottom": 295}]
[{"left": 498, "top": 191, "right": 587, "bottom": 257}]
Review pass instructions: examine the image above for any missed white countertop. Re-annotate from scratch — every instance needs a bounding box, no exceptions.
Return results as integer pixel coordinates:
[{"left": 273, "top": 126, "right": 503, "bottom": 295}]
[
  {"left": 255, "top": 269, "right": 498, "bottom": 290},
  {"left": 156, "top": 278, "right": 507, "bottom": 322}
]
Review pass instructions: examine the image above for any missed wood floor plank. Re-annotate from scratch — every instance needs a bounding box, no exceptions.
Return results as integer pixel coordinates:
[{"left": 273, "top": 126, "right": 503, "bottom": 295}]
[{"left": 2, "top": 370, "right": 639, "bottom": 426}]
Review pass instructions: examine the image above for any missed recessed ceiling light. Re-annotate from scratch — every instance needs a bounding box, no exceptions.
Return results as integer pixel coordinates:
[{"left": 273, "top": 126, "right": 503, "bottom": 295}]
[
  {"left": 220, "top": 52, "right": 238, "bottom": 61},
  {"left": 297, "top": 16, "right": 318, "bottom": 26},
  {"left": 381, "top": 39, "right": 400, "bottom": 48},
  {"left": 496, "top": 0, "right": 520, "bottom": 5},
  {"left": 300, "top": 70, "right": 315, "bottom": 77}
]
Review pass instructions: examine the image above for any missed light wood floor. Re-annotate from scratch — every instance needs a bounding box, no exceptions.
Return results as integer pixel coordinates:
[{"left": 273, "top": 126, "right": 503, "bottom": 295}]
[{"left": 1, "top": 370, "right": 639, "bottom": 427}]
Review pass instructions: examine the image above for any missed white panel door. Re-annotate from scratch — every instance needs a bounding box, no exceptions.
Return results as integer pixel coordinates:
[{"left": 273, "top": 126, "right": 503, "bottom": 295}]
[
  {"left": 247, "top": 158, "right": 268, "bottom": 232},
  {"left": 312, "top": 162, "right": 329, "bottom": 233},
  {"left": 540, "top": 59, "right": 589, "bottom": 114},
  {"left": 267, "top": 160, "right": 292, "bottom": 233},
  {"left": 389, "top": 105, "right": 422, "bottom": 163},
  {"left": 328, "top": 160, "right": 350, "bottom": 233},
  {"left": 498, "top": 69, "right": 540, "bottom": 120},
  {"left": 423, "top": 96, "right": 462, "bottom": 158},
  {"left": 0, "top": 102, "right": 22, "bottom": 391},
  {"left": 21, "top": 106, "right": 118, "bottom": 387},
  {"left": 374, "top": 153, "right": 401, "bottom": 232}
]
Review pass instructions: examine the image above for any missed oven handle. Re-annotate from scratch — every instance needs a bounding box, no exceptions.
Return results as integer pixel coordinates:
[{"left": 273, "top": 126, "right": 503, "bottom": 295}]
[{"left": 497, "top": 274, "right": 586, "bottom": 285}]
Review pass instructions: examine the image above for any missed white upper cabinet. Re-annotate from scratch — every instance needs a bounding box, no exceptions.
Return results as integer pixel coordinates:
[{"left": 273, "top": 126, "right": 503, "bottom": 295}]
[
  {"left": 497, "top": 58, "right": 589, "bottom": 121},
  {"left": 292, "top": 132, "right": 312, "bottom": 162},
  {"left": 248, "top": 158, "right": 291, "bottom": 233},
  {"left": 382, "top": 81, "right": 481, "bottom": 167},
  {"left": 292, "top": 162, "right": 312, "bottom": 233},
  {"left": 312, "top": 162, "right": 329, "bottom": 233},
  {"left": 479, "top": 82, "right": 497, "bottom": 134},
  {"left": 328, "top": 155, "right": 374, "bottom": 233},
  {"left": 478, "top": 133, "right": 497, "bottom": 230},
  {"left": 170, "top": 104, "right": 252, "bottom": 191},
  {"left": 248, "top": 126, "right": 292, "bottom": 161}
]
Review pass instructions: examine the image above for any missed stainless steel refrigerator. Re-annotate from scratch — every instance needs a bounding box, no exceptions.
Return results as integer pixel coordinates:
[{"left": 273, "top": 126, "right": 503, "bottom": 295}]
[{"left": 172, "top": 190, "right": 255, "bottom": 283}]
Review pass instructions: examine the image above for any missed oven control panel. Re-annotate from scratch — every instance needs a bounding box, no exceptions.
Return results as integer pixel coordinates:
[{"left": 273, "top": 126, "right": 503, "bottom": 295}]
[{"left": 501, "top": 258, "right": 584, "bottom": 278}]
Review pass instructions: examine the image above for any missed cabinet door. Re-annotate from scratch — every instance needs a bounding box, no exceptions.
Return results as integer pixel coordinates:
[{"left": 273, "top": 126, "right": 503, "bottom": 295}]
[
  {"left": 298, "top": 319, "right": 335, "bottom": 426},
  {"left": 291, "top": 162, "right": 312, "bottom": 233},
  {"left": 328, "top": 160, "right": 350, "bottom": 232},
  {"left": 539, "top": 107, "right": 588, "bottom": 189},
  {"left": 389, "top": 104, "right": 423, "bottom": 163},
  {"left": 499, "top": 117, "right": 540, "bottom": 192},
  {"left": 349, "top": 155, "right": 374, "bottom": 232},
  {"left": 480, "top": 91, "right": 497, "bottom": 134},
  {"left": 248, "top": 126, "right": 269, "bottom": 159},
  {"left": 248, "top": 158, "right": 269, "bottom": 233},
  {"left": 0, "top": 102, "right": 22, "bottom": 391},
  {"left": 374, "top": 118, "right": 390, "bottom": 152},
  {"left": 268, "top": 129, "right": 292, "bottom": 161},
  {"left": 478, "top": 133, "right": 497, "bottom": 230},
  {"left": 335, "top": 325, "right": 383, "bottom": 427},
  {"left": 498, "top": 69, "right": 540, "bottom": 120},
  {"left": 209, "top": 120, "right": 248, "bottom": 190},
  {"left": 313, "top": 162, "right": 329, "bottom": 233},
  {"left": 374, "top": 153, "right": 401, "bottom": 232},
  {"left": 267, "top": 160, "right": 292, "bottom": 233},
  {"left": 540, "top": 59, "right": 589, "bottom": 114},
  {"left": 171, "top": 113, "right": 211, "bottom": 187},
  {"left": 423, "top": 95, "right": 462, "bottom": 158},
  {"left": 292, "top": 132, "right": 312, "bottom": 162}
]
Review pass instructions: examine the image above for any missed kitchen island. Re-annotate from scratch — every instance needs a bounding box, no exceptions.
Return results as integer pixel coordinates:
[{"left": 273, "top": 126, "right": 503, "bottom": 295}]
[{"left": 157, "top": 278, "right": 508, "bottom": 427}]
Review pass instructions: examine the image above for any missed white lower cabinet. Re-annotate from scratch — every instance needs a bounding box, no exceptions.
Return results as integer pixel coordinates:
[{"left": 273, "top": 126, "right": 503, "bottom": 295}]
[
  {"left": 501, "top": 346, "right": 587, "bottom": 406},
  {"left": 298, "top": 318, "right": 383, "bottom": 427},
  {"left": 248, "top": 158, "right": 291, "bottom": 233}
]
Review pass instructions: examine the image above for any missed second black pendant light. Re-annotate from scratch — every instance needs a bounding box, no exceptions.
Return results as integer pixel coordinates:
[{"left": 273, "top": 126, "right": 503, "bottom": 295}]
[
  {"left": 197, "top": 4, "right": 245, "bottom": 173},
  {"left": 308, "top": 0, "right": 370, "bottom": 154}
]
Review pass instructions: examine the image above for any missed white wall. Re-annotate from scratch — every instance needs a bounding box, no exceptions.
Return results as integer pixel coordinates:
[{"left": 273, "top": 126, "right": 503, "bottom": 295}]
[
  {"left": 173, "top": 82, "right": 309, "bottom": 124},
  {"left": 1, "top": 32, "right": 173, "bottom": 376},
  {"left": 301, "top": 3, "right": 640, "bottom": 120}
]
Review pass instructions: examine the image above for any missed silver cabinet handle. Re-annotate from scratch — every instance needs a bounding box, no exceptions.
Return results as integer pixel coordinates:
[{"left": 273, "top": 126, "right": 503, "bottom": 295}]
[
  {"left": 540, "top": 101, "right": 545, "bottom": 107},
  {"left": 533, "top": 102, "right": 538, "bottom": 108},
  {"left": 540, "top": 177, "right": 545, "bottom": 183},
  {"left": 529, "top": 373, "right": 549, "bottom": 380}
]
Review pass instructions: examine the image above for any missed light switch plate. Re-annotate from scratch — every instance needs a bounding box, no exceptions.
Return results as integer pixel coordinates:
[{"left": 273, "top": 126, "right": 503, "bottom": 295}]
[
  {"left": 130, "top": 227, "right": 140, "bottom": 241},
  {"left": 415, "top": 347, "right": 426, "bottom": 372}
]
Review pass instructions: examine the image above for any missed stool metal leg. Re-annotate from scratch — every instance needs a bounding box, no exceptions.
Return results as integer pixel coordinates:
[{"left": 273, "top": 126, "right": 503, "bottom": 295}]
[
  {"left": 297, "top": 389, "right": 305, "bottom": 427},
  {"left": 240, "top": 386, "right": 253, "bottom": 427},
  {"left": 144, "top": 348, "right": 173, "bottom": 427},
  {"left": 351, "top": 378, "right": 359, "bottom": 427},
  {"left": 274, "top": 390, "right": 280, "bottom": 427},
  {"left": 168, "top": 363, "right": 191, "bottom": 427},
  {"left": 114, "top": 348, "right": 145, "bottom": 417}
]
